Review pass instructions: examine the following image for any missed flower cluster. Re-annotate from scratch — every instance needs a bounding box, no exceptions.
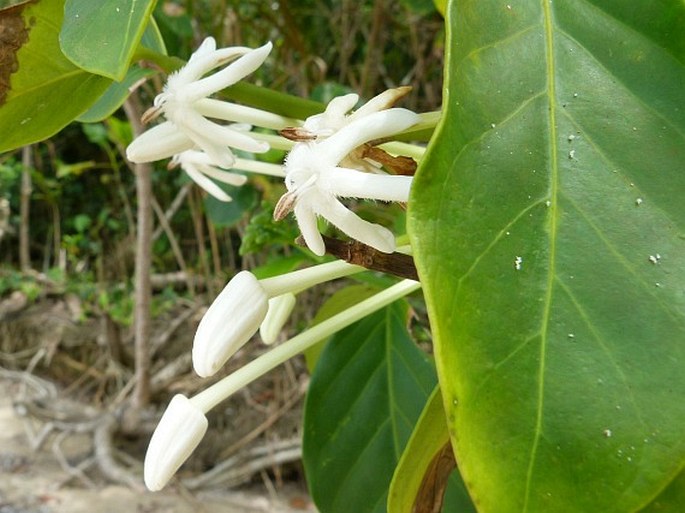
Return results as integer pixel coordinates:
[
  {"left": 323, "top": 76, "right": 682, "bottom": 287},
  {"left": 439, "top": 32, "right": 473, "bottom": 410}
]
[
  {"left": 132, "top": 38, "right": 425, "bottom": 492},
  {"left": 275, "top": 89, "right": 420, "bottom": 256},
  {"left": 127, "top": 37, "right": 290, "bottom": 201}
]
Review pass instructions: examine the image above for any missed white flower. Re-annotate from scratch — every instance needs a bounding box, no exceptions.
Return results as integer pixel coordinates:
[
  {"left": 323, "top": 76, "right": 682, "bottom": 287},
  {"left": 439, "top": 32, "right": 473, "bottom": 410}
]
[
  {"left": 192, "top": 260, "right": 364, "bottom": 377},
  {"left": 275, "top": 108, "right": 419, "bottom": 256},
  {"left": 126, "top": 38, "right": 272, "bottom": 166},
  {"left": 192, "top": 270, "right": 269, "bottom": 378},
  {"left": 144, "top": 394, "right": 208, "bottom": 491},
  {"left": 169, "top": 150, "right": 247, "bottom": 202},
  {"left": 259, "top": 293, "right": 297, "bottom": 345}
]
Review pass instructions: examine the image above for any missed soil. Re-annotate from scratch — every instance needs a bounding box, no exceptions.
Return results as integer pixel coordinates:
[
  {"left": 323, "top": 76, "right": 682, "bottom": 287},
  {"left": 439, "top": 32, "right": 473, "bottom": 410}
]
[
  {"left": 0, "top": 378, "right": 315, "bottom": 513},
  {"left": 0, "top": 292, "right": 317, "bottom": 513}
]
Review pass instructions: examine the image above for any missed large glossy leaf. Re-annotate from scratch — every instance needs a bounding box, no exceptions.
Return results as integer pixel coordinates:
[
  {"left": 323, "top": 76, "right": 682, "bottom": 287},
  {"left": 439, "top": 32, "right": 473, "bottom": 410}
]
[
  {"left": 60, "top": 0, "right": 158, "bottom": 81},
  {"left": 304, "top": 284, "right": 381, "bottom": 372},
  {"left": 409, "top": 1, "right": 685, "bottom": 512},
  {"left": 0, "top": 0, "right": 111, "bottom": 152},
  {"left": 303, "top": 301, "right": 437, "bottom": 513},
  {"left": 78, "top": 18, "right": 166, "bottom": 123}
]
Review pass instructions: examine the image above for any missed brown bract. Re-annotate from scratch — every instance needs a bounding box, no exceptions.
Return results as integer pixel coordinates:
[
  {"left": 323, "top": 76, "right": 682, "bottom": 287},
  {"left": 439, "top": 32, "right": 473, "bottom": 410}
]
[{"left": 0, "top": 1, "right": 36, "bottom": 106}]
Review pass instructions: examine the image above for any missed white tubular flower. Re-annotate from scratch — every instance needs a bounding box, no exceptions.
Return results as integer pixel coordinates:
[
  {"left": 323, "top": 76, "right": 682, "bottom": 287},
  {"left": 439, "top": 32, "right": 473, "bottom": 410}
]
[
  {"left": 192, "top": 271, "right": 269, "bottom": 378},
  {"left": 192, "top": 260, "right": 364, "bottom": 377},
  {"left": 144, "top": 394, "right": 208, "bottom": 491},
  {"left": 259, "top": 293, "right": 297, "bottom": 345},
  {"left": 275, "top": 108, "right": 419, "bottom": 256},
  {"left": 127, "top": 38, "right": 272, "bottom": 166},
  {"left": 170, "top": 150, "right": 248, "bottom": 202}
]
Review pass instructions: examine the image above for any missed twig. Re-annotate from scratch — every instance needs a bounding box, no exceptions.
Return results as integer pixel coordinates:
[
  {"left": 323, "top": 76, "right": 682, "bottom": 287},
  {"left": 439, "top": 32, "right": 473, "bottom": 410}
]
[
  {"left": 94, "top": 413, "right": 144, "bottom": 490},
  {"left": 218, "top": 385, "right": 304, "bottom": 460},
  {"left": 150, "top": 305, "right": 198, "bottom": 358},
  {"left": 152, "top": 183, "right": 192, "bottom": 242},
  {"left": 182, "top": 437, "right": 302, "bottom": 490},
  {"left": 151, "top": 195, "right": 195, "bottom": 296}
]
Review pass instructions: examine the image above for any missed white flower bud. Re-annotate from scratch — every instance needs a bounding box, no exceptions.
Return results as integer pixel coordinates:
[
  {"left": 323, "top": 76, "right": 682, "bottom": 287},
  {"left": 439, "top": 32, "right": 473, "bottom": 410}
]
[
  {"left": 259, "top": 293, "right": 297, "bottom": 345},
  {"left": 192, "top": 271, "right": 269, "bottom": 377},
  {"left": 144, "top": 394, "right": 208, "bottom": 491}
]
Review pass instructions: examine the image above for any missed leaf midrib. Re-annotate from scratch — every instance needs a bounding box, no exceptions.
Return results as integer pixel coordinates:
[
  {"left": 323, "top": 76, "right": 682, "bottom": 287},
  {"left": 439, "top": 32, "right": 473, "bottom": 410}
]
[{"left": 522, "top": 2, "right": 560, "bottom": 510}]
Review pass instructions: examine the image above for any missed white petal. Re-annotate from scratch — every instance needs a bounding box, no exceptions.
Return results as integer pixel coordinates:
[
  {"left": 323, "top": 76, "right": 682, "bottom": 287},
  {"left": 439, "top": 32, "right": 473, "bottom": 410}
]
[
  {"left": 195, "top": 98, "right": 297, "bottom": 130},
  {"left": 188, "top": 42, "right": 273, "bottom": 101},
  {"left": 171, "top": 43, "right": 248, "bottom": 90},
  {"left": 174, "top": 112, "right": 237, "bottom": 168},
  {"left": 144, "top": 394, "right": 208, "bottom": 491},
  {"left": 184, "top": 165, "right": 233, "bottom": 202},
  {"left": 190, "top": 37, "right": 217, "bottom": 59},
  {"left": 350, "top": 86, "right": 412, "bottom": 120},
  {"left": 303, "top": 93, "right": 358, "bottom": 133},
  {"left": 321, "top": 166, "right": 413, "bottom": 202},
  {"left": 315, "top": 196, "right": 396, "bottom": 253},
  {"left": 192, "top": 271, "right": 269, "bottom": 377},
  {"left": 259, "top": 293, "right": 297, "bottom": 345},
  {"left": 315, "top": 108, "right": 420, "bottom": 165},
  {"left": 126, "top": 122, "right": 194, "bottom": 163},
  {"left": 180, "top": 109, "right": 269, "bottom": 156},
  {"left": 198, "top": 164, "right": 248, "bottom": 186},
  {"left": 294, "top": 201, "right": 325, "bottom": 256}
]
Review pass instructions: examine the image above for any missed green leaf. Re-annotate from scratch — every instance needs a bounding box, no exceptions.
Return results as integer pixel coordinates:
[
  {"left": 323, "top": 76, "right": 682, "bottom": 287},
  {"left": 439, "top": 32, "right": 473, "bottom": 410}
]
[
  {"left": 409, "top": 1, "right": 685, "bottom": 512},
  {"left": 203, "top": 182, "right": 259, "bottom": 228},
  {"left": 639, "top": 469, "right": 685, "bottom": 512},
  {"left": 305, "top": 284, "right": 381, "bottom": 372},
  {"left": 0, "top": 0, "right": 111, "bottom": 153},
  {"left": 60, "top": 0, "right": 158, "bottom": 81},
  {"left": 78, "top": 18, "right": 166, "bottom": 123},
  {"left": 303, "top": 301, "right": 437, "bottom": 513},
  {"left": 388, "top": 385, "right": 476, "bottom": 513},
  {"left": 77, "top": 65, "right": 154, "bottom": 123},
  {"left": 140, "top": 15, "right": 166, "bottom": 54}
]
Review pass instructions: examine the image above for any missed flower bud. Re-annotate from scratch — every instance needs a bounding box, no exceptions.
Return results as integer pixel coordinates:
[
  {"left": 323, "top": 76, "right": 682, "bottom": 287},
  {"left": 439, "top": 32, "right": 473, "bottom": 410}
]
[
  {"left": 259, "top": 293, "right": 297, "bottom": 345},
  {"left": 192, "top": 271, "right": 269, "bottom": 377},
  {"left": 144, "top": 395, "right": 208, "bottom": 491}
]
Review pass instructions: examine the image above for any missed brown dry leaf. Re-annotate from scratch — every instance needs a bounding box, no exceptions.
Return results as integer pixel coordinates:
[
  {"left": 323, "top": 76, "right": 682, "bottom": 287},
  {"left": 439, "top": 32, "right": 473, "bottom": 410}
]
[
  {"left": 413, "top": 442, "right": 457, "bottom": 513},
  {"left": 0, "top": 1, "right": 36, "bottom": 106}
]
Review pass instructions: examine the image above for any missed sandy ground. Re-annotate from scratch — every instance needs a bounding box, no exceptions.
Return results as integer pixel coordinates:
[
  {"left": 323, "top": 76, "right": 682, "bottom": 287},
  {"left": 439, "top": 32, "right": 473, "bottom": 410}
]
[{"left": 0, "top": 379, "right": 315, "bottom": 513}]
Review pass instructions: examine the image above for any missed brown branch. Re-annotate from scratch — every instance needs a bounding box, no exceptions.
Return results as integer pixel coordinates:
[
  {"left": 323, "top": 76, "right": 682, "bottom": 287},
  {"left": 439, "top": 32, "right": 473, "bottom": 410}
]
[{"left": 301, "top": 235, "right": 419, "bottom": 281}]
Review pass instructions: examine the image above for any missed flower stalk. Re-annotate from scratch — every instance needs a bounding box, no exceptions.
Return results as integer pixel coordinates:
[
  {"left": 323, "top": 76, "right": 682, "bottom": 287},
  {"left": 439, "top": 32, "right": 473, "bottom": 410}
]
[{"left": 191, "top": 278, "right": 421, "bottom": 412}]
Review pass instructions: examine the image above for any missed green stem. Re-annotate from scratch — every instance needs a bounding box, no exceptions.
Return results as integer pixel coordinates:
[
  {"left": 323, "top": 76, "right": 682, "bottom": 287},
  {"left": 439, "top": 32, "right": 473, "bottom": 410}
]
[
  {"left": 190, "top": 279, "right": 421, "bottom": 412},
  {"left": 260, "top": 259, "right": 364, "bottom": 297}
]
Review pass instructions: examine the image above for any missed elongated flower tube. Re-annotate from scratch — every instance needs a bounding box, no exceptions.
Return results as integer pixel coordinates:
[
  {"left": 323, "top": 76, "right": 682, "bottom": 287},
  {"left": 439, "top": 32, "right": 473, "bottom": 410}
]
[
  {"left": 275, "top": 108, "right": 419, "bottom": 256},
  {"left": 192, "top": 271, "right": 269, "bottom": 378},
  {"left": 259, "top": 293, "right": 297, "bottom": 345},
  {"left": 192, "top": 260, "right": 364, "bottom": 377},
  {"left": 144, "top": 394, "right": 208, "bottom": 491},
  {"left": 127, "top": 38, "right": 277, "bottom": 167},
  {"left": 145, "top": 279, "right": 420, "bottom": 491}
]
